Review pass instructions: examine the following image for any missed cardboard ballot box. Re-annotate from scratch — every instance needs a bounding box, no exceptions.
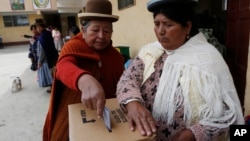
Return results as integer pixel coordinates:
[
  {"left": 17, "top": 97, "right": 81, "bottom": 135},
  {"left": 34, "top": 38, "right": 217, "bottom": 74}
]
[{"left": 68, "top": 98, "right": 155, "bottom": 141}]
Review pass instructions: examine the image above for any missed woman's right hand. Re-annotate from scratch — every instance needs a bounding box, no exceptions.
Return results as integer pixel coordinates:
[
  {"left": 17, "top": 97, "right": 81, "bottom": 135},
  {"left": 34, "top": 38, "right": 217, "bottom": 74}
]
[
  {"left": 78, "top": 74, "right": 106, "bottom": 119},
  {"left": 37, "top": 63, "right": 41, "bottom": 69},
  {"left": 125, "top": 101, "right": 157, "bottom": 136}
]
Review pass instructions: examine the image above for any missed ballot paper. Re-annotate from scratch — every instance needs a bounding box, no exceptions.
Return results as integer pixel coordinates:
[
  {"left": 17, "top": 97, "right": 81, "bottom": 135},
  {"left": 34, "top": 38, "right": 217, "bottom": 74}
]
[{"left": 103, "top": 107, "right": 111, "bottom": 132}]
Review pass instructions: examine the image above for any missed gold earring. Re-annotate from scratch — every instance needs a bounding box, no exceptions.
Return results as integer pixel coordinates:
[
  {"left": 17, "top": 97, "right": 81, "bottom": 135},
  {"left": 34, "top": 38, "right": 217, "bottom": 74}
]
[{"left": 186, "top": 34, "right": 190, "bottom": 40}]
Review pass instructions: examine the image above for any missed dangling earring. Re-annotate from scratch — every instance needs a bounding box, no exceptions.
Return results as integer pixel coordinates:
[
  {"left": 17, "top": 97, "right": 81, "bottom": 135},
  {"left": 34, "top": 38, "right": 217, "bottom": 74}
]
[{"left": 186, "top": 34, "right": 190, "bottom": 40}]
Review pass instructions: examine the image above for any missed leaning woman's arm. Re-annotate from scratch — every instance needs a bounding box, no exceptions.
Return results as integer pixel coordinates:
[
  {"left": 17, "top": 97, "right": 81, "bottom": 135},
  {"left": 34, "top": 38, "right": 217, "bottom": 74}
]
[
  {"left": 116, "top": 56, "right": 145, "bottom": 110},
  {"left": 56, "top": 56, "right": 91, "bottom": 91}
]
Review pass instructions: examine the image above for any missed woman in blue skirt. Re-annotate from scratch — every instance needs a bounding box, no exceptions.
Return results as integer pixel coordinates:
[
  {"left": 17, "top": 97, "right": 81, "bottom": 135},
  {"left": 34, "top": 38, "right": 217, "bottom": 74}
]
[{"left": 35, "top": 19, "right": 58, "bottom": 92}]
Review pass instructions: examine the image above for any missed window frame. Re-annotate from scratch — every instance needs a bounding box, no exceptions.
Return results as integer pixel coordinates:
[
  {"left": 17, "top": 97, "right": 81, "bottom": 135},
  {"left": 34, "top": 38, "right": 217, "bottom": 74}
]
[
  {"left": 3, "top": 15, "right": 29, "bottom": 27},
  {"left": 118, "top": 0, "right": 135, "bottom": 10}
]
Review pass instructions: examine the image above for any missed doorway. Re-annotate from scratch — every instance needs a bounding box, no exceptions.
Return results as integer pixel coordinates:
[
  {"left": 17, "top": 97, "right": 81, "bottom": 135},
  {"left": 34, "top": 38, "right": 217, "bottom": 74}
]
[
  {"left": 42, "top": 13, "right": 62, "bottom": 31},
  {"left": 196, "top": 0, "right": 249, "bottom": 110},
  {"left": 226, "top": 0, "right": 250, "bottom": 111},
  {"left": 196, "top": 0, "right": 227, "bottom": 57}
]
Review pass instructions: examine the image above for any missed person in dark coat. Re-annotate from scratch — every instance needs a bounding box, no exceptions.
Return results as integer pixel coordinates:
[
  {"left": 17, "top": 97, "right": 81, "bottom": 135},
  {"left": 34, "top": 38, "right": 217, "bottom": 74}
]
[{"left": 35, "top": 19, "right": 59, "bottom": 91}]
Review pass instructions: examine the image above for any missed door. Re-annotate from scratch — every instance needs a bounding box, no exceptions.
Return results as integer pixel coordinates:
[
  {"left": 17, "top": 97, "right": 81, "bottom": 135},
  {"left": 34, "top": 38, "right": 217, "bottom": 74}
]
[
  {"left": 67, "top": 16, "right": 77, "bottom": 30},
  {"left": 43, "top": 13, "right": 62, "bottom": 31},
  {"left": 226, "top": 0, "right": 250, "bottom": 112}
]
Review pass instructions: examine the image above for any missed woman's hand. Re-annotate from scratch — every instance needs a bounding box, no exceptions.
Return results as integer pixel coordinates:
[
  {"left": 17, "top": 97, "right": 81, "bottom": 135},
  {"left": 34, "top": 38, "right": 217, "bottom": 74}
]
[
  {"left": 37, "top": 63, "right": 41, "bottom": 69},
  {"left": 78, "top": 74, "right": 106, "bottom": 118},
  {"left": 125, "top": 101, "right": 156, "bottom": 136}
]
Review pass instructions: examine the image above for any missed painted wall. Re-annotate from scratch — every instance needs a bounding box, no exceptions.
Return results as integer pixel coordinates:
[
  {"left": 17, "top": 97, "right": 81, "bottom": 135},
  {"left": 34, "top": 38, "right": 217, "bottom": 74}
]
[
  {"left": 0, "top": 14, "right": 41, "bottom": 42},
  {"left": 111, "top": 0, "right": 157, "bottom": 58},
  {"left": 0, "top": 14, "right": 42, "bottom": 43},
  {"left": 0, "top": 0, "right": 157, "bottom": 49},
  {"left": 0, "top": 0, "right": 57, "bottom": 12},
  {"left": 0, "top": 0, "right": 57, "bottom": 43}
]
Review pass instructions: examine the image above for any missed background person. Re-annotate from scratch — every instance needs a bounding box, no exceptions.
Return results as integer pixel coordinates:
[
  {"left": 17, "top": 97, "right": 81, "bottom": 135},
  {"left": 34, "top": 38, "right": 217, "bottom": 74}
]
[
  {"left": 63, "top": 25, "right": 81, "bottom": 44},
  {"left": 116, "top": 0, "right": 244, "bottom": 140},
  {"left": 42, "top": 0, "right": 124, "bottom": 140},
  {"left": 35, "top": 19, "right": 59, "bottom": 92},
  {"left": 69, "top": 25, "right": 80, "bottom": 37},
  {"left": 52, "top": 27, "right": 63, "bottom": 52},
  {"left": 21, "top": 24, "right": 40, "bottom": 71}
]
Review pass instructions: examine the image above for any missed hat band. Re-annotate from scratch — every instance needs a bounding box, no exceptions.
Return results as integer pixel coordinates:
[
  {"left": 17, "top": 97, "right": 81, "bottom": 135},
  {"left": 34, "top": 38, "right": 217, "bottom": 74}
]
[{"left": 78, "top": 13, "right": 119, "bottom": 20}]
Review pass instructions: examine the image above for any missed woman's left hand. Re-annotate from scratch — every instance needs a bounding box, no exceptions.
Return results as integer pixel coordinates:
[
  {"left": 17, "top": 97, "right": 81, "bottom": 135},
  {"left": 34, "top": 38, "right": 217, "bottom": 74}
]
[{"left": 125, "top": 101, "right": 157, "bottom": 136}]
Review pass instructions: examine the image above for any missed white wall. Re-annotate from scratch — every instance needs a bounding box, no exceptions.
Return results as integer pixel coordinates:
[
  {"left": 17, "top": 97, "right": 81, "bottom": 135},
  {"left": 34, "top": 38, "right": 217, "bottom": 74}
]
[
  {"left": 0, "top": 0, "right": 57, "bottom": 12},
  {"left": 111, "top": 0, "right": 157, "bottom": 58}
]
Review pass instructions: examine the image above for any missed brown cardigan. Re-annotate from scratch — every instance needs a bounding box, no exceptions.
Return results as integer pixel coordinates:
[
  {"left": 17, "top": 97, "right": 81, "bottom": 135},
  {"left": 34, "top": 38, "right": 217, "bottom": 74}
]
[{"left": 43, "top": 33, "right": 124, "bottom": 141}]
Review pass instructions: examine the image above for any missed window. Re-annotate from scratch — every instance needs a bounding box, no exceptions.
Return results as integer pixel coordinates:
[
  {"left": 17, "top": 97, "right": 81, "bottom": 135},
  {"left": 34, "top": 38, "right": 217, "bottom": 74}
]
[
  {"left": 118, "top": 0, "right": 135, "bottom": 10},
  {"left": 3, "top": 15, "right": 29, "bottom": 27}
]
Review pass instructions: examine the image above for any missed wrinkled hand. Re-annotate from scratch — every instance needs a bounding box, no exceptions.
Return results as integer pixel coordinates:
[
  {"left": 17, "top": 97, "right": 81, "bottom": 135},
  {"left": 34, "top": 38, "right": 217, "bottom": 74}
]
[
  {"left": 171, "top": 129, "right": 195, "bottom": 141},
  {"left": 78, "top": 74, "right": 106, "bottom": 118},
  {"left": 125, "top": 101, "right": 156, "bottom": 136}
]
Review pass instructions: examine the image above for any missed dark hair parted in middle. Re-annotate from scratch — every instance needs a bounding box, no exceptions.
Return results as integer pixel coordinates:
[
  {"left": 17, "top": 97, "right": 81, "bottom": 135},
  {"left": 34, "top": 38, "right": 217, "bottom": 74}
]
[
  {"left": 30, "top": 24, "right": 36, "bottom": 31},
  {"left": 153, "top": 3, "right": 199, "bottom": 37}
]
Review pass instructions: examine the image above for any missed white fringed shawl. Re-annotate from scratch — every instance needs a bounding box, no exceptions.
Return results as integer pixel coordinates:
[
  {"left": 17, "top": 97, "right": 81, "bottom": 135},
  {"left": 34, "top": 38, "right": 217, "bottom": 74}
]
[{"left": 138, "top": 32, "right": 244, "bottom": 128}]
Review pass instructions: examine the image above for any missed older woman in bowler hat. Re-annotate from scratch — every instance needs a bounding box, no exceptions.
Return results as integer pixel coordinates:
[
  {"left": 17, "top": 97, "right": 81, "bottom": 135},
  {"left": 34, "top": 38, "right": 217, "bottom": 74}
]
[
  {"left": 116, "top": 0, "right": 244, "bottom": 140},
  {"left": 42, "top": 0, "right": 124, "bottom": 140}
]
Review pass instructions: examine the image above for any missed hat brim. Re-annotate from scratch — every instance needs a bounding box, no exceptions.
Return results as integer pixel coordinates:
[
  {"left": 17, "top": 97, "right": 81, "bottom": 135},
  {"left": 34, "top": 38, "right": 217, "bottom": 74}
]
[
  {"left": 78, "top": 13, "right": 119, "bottom": 22},
  {"left": 147, "top": 0, "right": 198, "bottom": 12}
]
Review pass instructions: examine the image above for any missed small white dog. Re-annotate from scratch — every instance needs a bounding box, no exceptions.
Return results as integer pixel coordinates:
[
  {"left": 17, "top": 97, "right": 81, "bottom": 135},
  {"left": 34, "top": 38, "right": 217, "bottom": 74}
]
[{"left": 10, "top": 76, "right": 22, "bottom": 93}]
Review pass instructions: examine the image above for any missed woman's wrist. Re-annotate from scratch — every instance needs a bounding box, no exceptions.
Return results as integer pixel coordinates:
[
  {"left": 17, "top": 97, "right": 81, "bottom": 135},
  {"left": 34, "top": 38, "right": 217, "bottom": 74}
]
[{"left": 120, "top": 98, "right": 144, "bottom": 112}]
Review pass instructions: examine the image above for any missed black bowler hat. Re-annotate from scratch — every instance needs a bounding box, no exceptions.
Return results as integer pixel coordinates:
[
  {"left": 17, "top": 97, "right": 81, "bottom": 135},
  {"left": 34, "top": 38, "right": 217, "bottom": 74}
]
[{"left": 147, "top": 0, "right": 198, "bottom": 12}]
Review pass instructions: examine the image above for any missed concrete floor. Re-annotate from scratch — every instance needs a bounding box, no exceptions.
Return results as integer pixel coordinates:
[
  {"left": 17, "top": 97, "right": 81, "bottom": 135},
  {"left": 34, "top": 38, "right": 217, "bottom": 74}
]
[{"left": 0, "top": 45, "right": 50, "bottom": 141}]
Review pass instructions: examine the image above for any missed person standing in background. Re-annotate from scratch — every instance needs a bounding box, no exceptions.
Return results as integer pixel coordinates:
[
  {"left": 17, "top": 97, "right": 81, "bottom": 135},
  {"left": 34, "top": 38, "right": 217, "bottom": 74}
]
[
  {"left": 69, "top": 25, "right": 80, "bottom": 37},
  {"left": 21, "top": 24, "right": 40, "bottom": 71},
  {"left": 63, "top": 25, "right": 81, "bottom": 44},
  {"left": 35, "top": 19, "right": 59, "bottom": 93},
  {"left": 52, "top": 27, "right": 63, "bottom": 52}
]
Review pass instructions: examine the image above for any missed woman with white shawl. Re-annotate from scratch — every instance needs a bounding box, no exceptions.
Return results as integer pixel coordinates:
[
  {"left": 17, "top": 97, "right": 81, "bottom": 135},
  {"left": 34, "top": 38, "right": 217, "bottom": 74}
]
[{"left": 116, "top": 0, "right": 244, "bottom": 140}]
